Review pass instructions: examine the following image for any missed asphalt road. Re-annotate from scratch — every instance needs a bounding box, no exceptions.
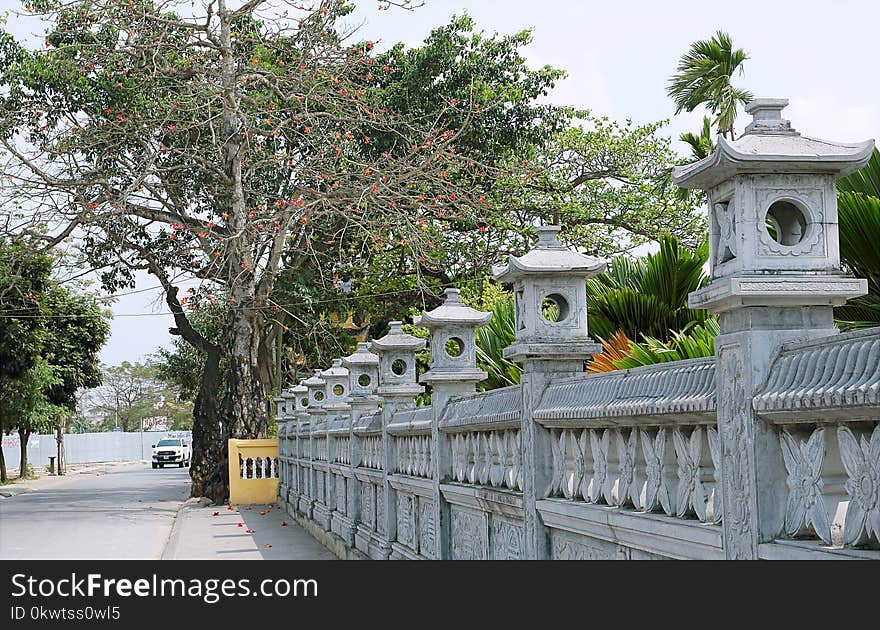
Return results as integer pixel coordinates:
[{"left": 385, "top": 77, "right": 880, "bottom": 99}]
[{"left": 0, "top": 463, "right": 190, "bottom": 560}]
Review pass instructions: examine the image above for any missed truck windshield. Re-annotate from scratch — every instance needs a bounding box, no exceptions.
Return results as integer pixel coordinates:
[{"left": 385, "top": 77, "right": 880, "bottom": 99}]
[{"left": 156, "top": 440, "right": 181, "bottom": 447}]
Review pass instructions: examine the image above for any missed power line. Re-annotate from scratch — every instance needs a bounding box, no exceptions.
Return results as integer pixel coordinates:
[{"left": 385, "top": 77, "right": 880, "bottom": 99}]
[{"left": 0, "top": 279, "right": 478, "bottom": 319}]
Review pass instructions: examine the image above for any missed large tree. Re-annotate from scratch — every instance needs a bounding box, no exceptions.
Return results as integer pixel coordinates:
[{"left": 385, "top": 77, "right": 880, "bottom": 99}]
[{"left": 0, "top": 0, "right": 498, "bottom": 501}]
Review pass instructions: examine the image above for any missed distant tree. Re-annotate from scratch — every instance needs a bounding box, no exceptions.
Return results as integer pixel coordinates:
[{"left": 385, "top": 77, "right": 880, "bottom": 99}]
[
  {"left": 667, "top": 31, "right": 752, "bottom": 138},
  {"left": 1, "top": 360, "right": 60, "bottom": 477},
  {"left": 94, "top": 362, "right": 165, "bottom": 432},
  {"left": 0, "top": 238, "right": 52, "bottom": 480},
  {"left": 40, "top": 284, "right": 109, "bottom": 408},
  {"left": 494, "top": 117, "right": 706, "bottom": 254}
]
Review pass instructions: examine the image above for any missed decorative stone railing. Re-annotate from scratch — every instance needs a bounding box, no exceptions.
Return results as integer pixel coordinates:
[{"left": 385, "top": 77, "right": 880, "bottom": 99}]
[
  {"left": 441, "top": 385, "right": 524, "bottom": 491},
  {"left": 388, "top": 406, "right": 433, "bottom": 479},
  {"left": 536, "top": 360, "right": 721, "bottom": 524},
  {"left": 334, "top": 435, "right": 352, "bottom": 465},
  {"left": 754, "top": 329, "right": 880, "bottom": 550},
  {"left": 358, "top": 435, "right": 383, "bottom": 470},
  {"left": 535, "top": 358, "right": 717, "bottom": 425},
  {"left": 313, "top": 434, "right": 329, "bottom": 462},
  {"left": 278, "top": 338, "right": 879, "bottom": 560}
]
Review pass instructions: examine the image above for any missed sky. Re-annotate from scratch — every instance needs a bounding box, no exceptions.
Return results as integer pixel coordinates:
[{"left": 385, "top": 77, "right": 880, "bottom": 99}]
[{"left": 5, "top": 0, "right": 880, "bottom": 366}]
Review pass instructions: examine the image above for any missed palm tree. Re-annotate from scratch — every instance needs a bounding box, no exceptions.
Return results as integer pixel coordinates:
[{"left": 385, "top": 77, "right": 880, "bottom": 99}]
[
  {"left": 474, "top": 297, "right": 522, "bottom": 390},
  {"left": 586, "top": 234, "right": 711, "bottom": 343},
  {"left": 835, "top": 148, "right": 880, "bottom": 329},
  {"left": 667, "top": 31, "right": 752, "bottom": 138},
  {"left": 679, "top": 116, "right": 716, "bottom": 162}
]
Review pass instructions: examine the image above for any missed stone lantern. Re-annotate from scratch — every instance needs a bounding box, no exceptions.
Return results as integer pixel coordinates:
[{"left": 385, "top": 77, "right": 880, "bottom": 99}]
[
  {"left": 677, "top": 98, "right": 872, "bottom": 311},
  {"left": 494, "top": 225, "right": 605, "bottom": 364},
  {"left": 369, "top": 321, "right": 426, "bottom": 555},
  {"left": 415, "top": 287, "right": 491, "bottom": 406},
  {"left": 273, "top": 394, "right": 287, "bottom": 420},
  {"left": 300, "top": 369, "right": 326, "bottom": 520},
  {"left": 321, "top": 358, "right": 350, "bottom": 421},
  {"left": 673, "top": 97, "right": 873, "bottom": 559},
  {"left": 291, "top": 381, "right": 309, "bottom": 415},
  {"left": 370, "top": 321, "right": 426, "bottom": 401},
  {"left": 303, "top": 369, "right": 327, "bottom": 411},
  {"left": 343, "top": 342, "right": 381, "bottom": 416},
  {"left": 493, "top": 224, "right": 605, "bottom": 559}
]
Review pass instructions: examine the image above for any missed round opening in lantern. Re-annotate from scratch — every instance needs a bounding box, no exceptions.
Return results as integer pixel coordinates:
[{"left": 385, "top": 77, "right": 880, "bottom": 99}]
[
  {"left": 333, "top": 384, "right": 345, "bottom": 396},
  {"left": 445, "top": 336, "right": 464, "bottom": 358},
  {"left": 358, "top": 373, "right": 372, "bottom": 387},
  {"left": 314, "top": 391, "right": 325, "bottom": 402},
  {"left": 391, "top": 358, "right": 407, "bottom": 376},
  {"left": 300, "top": 398, "right": 308, "bottom": 408},
  {"left": 541, "top": 293, "right": 570, "bottom": 323},
  {"left": 765, "top": 200, "right": 808, "bottom": 246}
]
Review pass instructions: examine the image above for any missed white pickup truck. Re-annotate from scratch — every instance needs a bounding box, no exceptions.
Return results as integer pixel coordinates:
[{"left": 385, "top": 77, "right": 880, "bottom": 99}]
[{"left": 151, "top": 438, "right": 192, "bottom": 469}]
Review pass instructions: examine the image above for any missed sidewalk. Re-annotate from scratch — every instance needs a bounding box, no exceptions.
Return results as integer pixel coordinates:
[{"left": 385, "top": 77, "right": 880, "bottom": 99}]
[
  {"left": 0, "top": 460, "right": 144, "bottom": 498},
  {"left": 163, "top": 499, "right": 337, "bottom": 560}
]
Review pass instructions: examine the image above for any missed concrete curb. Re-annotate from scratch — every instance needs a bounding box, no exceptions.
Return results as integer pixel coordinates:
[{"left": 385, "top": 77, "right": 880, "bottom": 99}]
[
  {"left": 160, "top": 497, "right": 205, "bottom": 560},
  {"left": 0, "top": 486, "right": 33, "bottom": 499}
]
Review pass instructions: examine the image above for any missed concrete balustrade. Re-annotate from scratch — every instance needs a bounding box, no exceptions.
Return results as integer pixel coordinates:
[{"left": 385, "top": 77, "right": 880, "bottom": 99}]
[{"left": 274, "top": 99, "right": 879, "bottom": 560}]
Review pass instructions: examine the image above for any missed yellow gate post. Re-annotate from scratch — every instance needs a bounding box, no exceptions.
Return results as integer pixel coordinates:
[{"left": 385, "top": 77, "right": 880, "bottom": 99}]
[{"left": 227, "top": 438, "right": 280, "bottom": 505}]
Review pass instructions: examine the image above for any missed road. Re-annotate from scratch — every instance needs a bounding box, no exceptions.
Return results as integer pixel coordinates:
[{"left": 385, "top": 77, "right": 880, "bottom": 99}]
[{"left": 0, "top": 463, "right": 190, "bottom": 560}]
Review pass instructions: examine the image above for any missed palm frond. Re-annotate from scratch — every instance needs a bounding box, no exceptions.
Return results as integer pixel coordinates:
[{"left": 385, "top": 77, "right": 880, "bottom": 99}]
[
  {"left": 835, "top": 190, "right": 880, "bottom": 329},
  {"left": 838, "top": 148, "right": 880, "bottom": 198}
]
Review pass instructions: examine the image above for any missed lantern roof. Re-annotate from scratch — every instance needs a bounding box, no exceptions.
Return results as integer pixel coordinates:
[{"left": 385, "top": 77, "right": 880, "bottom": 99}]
[
  {"left": 415, "top": 288, "right": 492, "bottom": 328},
  {"left": 320, "top": 358, "right": 348, "bottom": 378},
  {"left": 493, "top": 226, "right": 605, "bottom": 283},
  {"left": 342, "top": 342, "right": 379, "bottom": 367},
  {"left": 370, "top": 321, "right": 426, "bottom": 353},
  {"left": 302, "top": 369, "right": 325, "bottom": 388},
  {"left": 673, "top": 98, "right": 874, "bottom": 190}
]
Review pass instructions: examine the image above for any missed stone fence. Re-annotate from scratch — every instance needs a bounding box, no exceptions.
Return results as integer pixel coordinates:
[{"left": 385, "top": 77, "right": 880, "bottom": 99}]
[{"left": 275, "top": 99, "right": 879, "bottom": 560}]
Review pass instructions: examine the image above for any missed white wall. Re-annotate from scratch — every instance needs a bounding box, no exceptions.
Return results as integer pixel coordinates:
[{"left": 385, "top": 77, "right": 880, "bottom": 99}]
[{"left": 1, "top": 431, "right": 191, "bottom": 469}]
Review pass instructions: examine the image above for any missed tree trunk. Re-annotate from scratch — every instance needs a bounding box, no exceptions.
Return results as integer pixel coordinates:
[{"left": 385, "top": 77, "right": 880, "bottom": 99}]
[
  {"left": 0, "top": 441, "right": 7, "bottom": 483},
  {"left": 18, "top": 428, "right": 29, "bottom": 478},
  {"left": 189, "top": 346, "right": 226, "bottom": 503},
  {"left": 56, "top": 424, "right": 64, "bottom": 475},
  {"left": 226, "top": 309, "right": 270, "bottom": 438}
]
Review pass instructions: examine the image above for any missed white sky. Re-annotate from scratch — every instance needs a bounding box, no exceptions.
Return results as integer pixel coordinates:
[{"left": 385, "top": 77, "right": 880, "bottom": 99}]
[{"left": 6, "top": 0, "right": 879, "bottom": 366}]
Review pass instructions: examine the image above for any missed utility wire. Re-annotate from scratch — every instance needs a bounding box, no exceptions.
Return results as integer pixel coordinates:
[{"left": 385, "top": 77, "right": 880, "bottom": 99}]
[{"left": 0, "top": 279, "right": 476, "bottom": 319}]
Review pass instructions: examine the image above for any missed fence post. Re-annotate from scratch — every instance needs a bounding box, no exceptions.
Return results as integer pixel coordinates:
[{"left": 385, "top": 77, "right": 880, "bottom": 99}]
[
  {"left": 322, "top": 359, "right": 352, "bottom": 543},
  {"left": 343, "top": 343, "right": 381, "bottom": 550},
  {"left": 675, "top": 98, "right": 872, "bottom": 558},
  {"left": 416, "top": 288, "right": 492, "bottom": 559},
  {"left": 494, "top": 225, "right": 605, "bottom": 559},
  {"left": 300, "top": 370, "right": 326, "bottom": 520},
  {"left": 371, "top": 321, "right": 426, "bottom": 560},
  {"left": 290, "top": 380, "right": 309, "bottom": 518},
  {"left": 273, "top": 394, "right": 288, "bottom": 504}
]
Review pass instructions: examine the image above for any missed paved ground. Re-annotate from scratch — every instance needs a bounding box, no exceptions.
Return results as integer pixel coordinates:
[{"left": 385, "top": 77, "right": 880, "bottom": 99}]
[
  {"left": 0, "top": 462, "right": 333, "bottom": 560},
  {"left": 164, "top": 500, "right": 336, "bottom": 560}
]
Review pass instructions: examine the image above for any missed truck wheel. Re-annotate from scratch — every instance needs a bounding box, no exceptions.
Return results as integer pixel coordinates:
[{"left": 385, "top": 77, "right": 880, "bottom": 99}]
[
  {"left": 158, "top": 464, "right": 164, "bottom": 469},
  {"left": 152, "top": 463, "right": 157, "bottom": 469},
  {"left": 179, "top": 461, "right": 184, "bottom": 468}
]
